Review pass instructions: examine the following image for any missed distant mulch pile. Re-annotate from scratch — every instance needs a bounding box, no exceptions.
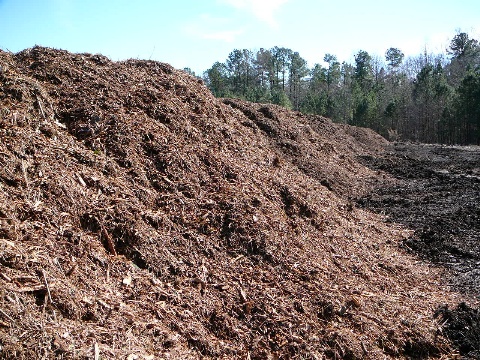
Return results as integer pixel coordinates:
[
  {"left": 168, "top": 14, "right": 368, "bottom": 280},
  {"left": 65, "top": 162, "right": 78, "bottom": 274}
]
[{"left": 0, "top": 46, "right": 472, "bottom": 359}]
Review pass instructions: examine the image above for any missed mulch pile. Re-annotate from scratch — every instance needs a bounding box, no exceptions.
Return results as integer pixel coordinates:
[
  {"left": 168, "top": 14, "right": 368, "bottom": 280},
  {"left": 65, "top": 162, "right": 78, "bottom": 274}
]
[{"left": 0, "top": 46, "right": 474, "bottom": 359}]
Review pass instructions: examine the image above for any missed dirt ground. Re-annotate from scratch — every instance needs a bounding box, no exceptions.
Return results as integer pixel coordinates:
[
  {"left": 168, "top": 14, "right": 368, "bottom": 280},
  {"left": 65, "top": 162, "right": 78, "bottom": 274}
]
[
  {"left": 356, "top": 142, "right": 480, "bottom": 358},
  {"left": 0, "top": 47, "right": 479, "bottom": 359}
]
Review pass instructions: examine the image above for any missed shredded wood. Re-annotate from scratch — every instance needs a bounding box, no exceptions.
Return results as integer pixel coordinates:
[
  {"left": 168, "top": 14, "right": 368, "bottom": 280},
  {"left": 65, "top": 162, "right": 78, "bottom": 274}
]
[{"left": 0, "top": 46, "right": 476, "bottom": 359}]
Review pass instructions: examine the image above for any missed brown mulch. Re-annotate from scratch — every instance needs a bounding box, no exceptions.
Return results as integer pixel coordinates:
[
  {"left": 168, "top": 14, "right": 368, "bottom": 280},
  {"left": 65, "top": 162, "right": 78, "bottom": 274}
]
[{"left": 0, "top": 46, "right": 473, "bottom": 359}]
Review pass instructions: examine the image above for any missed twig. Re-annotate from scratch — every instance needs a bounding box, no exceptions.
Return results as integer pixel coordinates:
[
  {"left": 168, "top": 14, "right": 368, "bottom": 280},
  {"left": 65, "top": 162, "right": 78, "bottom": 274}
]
[
  {"left": 0, "top": 308, "right": 14, "bottom": 322},
  {"left": 0, "top": 272, "right": 12, "bottom": 282},
  {"left": 21, "top": 160, "right": 29, "bottom": 188},
  {"left": 36, "top": 95, "right": 46, "bottom": 120},
  {"left": 94, "top": 342, "right": 100, "bottom": 360},
  {"left": 101, "top": 226, "right": 117, "bottom": 256},
  {"left": 76, "top": 172, "right": 86, "bottom": 187},
  {"left": 361, "top": 341, "right": 368, "bottom": 355},
  {"left": 41, "top": 270, "right": 53, "bottom": 304}
]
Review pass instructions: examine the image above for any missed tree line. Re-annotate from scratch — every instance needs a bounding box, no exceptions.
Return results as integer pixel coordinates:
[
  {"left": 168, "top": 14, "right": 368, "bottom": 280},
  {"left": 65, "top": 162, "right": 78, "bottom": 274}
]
[{"left": 201, "top": 32, "right": 480, "bottom": 145}]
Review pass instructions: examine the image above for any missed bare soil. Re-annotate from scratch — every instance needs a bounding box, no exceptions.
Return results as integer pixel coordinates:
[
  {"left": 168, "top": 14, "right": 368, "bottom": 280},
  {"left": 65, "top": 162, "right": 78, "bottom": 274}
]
[
  {"left": 0, "top": 47, "right": 478, "bottom": 359},
  {"left": 356, "top": 142, "right": 480, "bottom": 358}
]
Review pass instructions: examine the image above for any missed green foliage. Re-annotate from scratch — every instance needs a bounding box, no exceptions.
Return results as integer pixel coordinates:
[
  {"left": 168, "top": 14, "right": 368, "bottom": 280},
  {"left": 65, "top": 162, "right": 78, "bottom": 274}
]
[
  {"left": 226, "top": 49, "right": 255, "bottom": 97},
  {"left": 289, "top": 52, "right": 309, "bottom": 110},
  {"left": 301, "top": 92, "right": 327, "bottom": 115},
  {"left": 352, "top": 85, "right": 381, "bottom": 131},
  {"left": 385, "top": 48, "right": 404, "bottom": 69},
  {"left": 413, "top": 63, "right": 450, "bottom": 101},
  {"left": 448, "top": 32, "right": 479, "bottom": 59},
  {"left": 324, "top": 54, "right": 341, "bottom": 89},
  {"left": 449, "top": 71, "right": 480, "bottom": 143},
  {"left": 354, "top": 50, "right": 373, "bottom": 88},
  {"left": 411, "top": 62, "right": 453, "bottom": 142},
  {"left": 204, "top": 62, "right": 231, "bottom": 98},
  {"left": 271, "top": 89, "right": 292, "bottom": 109}
]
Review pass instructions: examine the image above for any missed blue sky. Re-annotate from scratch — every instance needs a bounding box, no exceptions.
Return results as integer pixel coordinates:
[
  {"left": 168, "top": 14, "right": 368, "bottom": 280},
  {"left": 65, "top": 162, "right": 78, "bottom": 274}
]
[{"left": 1, "top": 0, "right": 479, "bottom": 74}]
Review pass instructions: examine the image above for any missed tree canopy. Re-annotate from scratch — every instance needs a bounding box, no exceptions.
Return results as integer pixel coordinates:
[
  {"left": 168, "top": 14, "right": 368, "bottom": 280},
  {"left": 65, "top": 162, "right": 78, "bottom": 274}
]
[{"left": 203, "top": 31, "right": 480, "bottom": 145}]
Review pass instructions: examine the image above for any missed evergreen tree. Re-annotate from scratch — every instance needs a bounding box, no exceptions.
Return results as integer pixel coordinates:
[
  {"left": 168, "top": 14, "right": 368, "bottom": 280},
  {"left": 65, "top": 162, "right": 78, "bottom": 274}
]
[
  {"left": 354, "top": 50, "right": 374, "bottom": 88},
  {"left": 323, "top": 54, "right": 341, "bottom": 118},
  {"left": 413, "top": 62, "right": 451, "bottom": 142},
  {"left": 302, "top": 63, "right": 328, "bottom": 115},
  {"left": 384, "top": 48, "right": 405, "bottom": 135},
  {"left": 254, "top": 48, "right": 274, "bottom": 91},
  {"left": 271, "top": 47, "right": 293, "bottom": 91},
  {"left": 352, "top": 50, "right": 377, "bottom": 128},
  {"left": 204, "top": 62, "right": 231, "bottom": 97},
  {"left": 385, "top": 48, "right": 405, "bottom": 69},
  {"left": 447, "top": 70, "right": 480, "bottom": 144},
  {"left": 226, "top": 49, "right": 255, "bottom": 98},
  {"left": 288, "top": 51, "right": 309, "bottom": 110},
  {"left": 448, "top": 32, "right": 479, "bottom": 58},
  {"left": 339, "top": 62, "right": 354, "bottom": 123},
  {"left": 447, "top": 32, "right": 480, "bottom": 88}
]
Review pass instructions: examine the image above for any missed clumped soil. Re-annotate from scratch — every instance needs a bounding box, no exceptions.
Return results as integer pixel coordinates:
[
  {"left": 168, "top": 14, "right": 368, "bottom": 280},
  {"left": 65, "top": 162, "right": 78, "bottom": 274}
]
[
  {"left": 0, "top": 46, "right": 477, "bottom": 359},
  {"left": 357, "top": 142, "right": 480, "bottom": 358}
]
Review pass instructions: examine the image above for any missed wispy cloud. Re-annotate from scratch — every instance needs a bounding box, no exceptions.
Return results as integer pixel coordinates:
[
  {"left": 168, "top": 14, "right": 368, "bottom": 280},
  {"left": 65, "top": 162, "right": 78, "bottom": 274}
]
[
  {"left": 218, "top": 0, "right": 289, "bottom": 28},
  {"left": 183, "top": 14, "right": 245, "bottom": 43}
]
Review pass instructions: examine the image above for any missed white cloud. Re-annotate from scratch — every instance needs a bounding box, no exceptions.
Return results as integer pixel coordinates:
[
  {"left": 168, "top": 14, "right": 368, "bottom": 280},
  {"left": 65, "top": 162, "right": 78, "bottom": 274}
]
[{"left": 218, "top": 0, "right": 289, "bottom": 28}]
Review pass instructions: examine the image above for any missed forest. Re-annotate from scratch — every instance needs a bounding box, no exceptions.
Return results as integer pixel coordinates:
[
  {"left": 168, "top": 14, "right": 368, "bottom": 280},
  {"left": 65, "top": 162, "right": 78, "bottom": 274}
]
[{"left": 201, "top": 32, "right": 480, "bottom": 145}]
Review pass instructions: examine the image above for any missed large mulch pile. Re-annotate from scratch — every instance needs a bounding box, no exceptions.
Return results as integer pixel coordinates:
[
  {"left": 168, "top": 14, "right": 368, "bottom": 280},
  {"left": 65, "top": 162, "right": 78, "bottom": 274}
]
[{"left": 0, "top": 46, "right": 474, "bottom": 359}]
